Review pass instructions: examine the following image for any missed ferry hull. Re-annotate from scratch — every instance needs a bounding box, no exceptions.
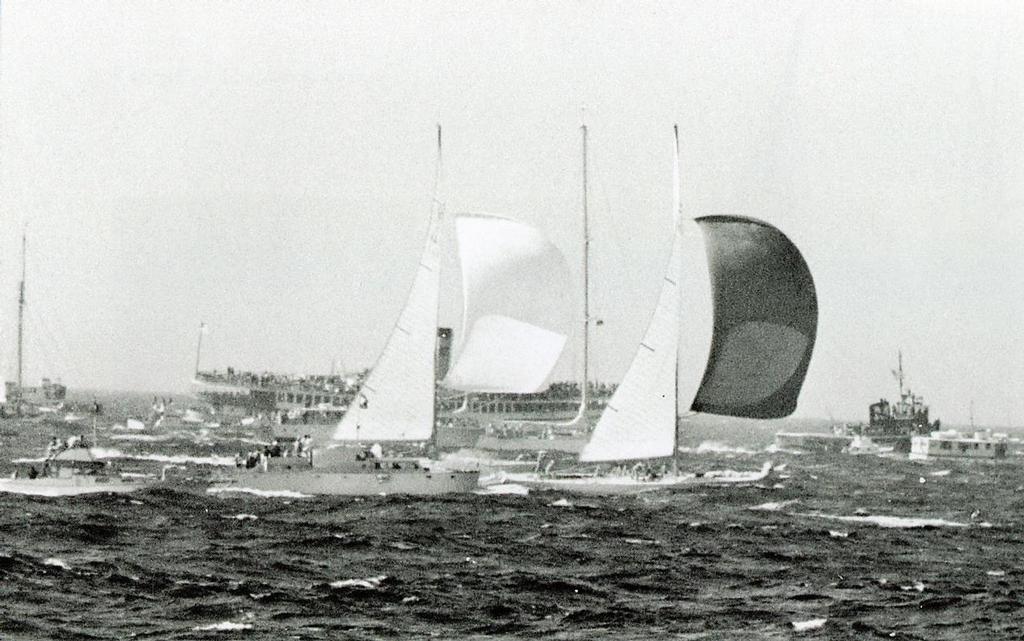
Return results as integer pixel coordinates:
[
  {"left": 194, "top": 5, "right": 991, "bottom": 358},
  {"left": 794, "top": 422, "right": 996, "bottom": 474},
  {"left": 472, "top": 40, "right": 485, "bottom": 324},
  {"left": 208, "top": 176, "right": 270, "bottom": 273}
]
[{"left": 213, "top": 469, "right": 480, "bottom": 496}]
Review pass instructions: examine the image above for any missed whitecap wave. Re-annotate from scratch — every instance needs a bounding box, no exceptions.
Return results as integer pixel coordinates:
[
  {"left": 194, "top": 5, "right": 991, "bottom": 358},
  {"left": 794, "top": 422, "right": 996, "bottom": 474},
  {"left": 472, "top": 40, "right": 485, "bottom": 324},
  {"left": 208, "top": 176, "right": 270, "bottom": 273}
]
[
  {"left": 108, "top": 433, "right": 175, "bottom": 442},
  {"left": 206, "top": 487, "right": 312, "bottom": 499},
  {"left": 330, "top": 575, "right": 387, "bottom": 590},
  {"left": 796, "top": 512, "right": 970, "bottom": 529},
  {"left": 792, "top": 618, "right": 826, "bottom": 632},
  {"left": 43, "top": 557, "right": 70, "bottom": 570},
  {"left": 192, "top": 621, "right": 253, "bottom": 632},
  {"left": 749, "top": 499, "right": 800, "bottom": 512},
  {"left": 475, "top": 483, "right": 529, "bottom": 496},
  {"left": 678, "top": 441, "right": 759, "bottom": 455},
  {"left": 93, "top": 449, "right": 235, "bottom": 467}
]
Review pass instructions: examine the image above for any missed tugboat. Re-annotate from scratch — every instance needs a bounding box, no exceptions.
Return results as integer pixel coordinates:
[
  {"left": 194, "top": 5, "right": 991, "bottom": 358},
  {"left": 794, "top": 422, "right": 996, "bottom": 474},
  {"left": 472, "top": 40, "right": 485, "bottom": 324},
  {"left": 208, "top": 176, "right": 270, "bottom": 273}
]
[{"left": 775, "top": 351, "right": 940, "bottom": 453}]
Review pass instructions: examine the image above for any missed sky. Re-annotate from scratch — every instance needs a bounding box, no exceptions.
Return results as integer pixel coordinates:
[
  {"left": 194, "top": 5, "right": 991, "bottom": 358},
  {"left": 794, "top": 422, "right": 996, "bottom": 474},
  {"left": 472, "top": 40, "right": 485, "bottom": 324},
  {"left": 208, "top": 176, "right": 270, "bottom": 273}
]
[{"left": 1, "top": 1, "right": 1022, "bottom": 426}]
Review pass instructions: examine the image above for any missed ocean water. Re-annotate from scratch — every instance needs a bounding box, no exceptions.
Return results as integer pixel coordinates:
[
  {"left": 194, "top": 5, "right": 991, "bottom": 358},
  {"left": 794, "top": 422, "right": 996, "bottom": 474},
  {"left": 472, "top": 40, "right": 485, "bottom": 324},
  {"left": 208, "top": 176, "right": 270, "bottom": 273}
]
[{"left": 1, "top": 395, "right": 1023, "bottom": 640}]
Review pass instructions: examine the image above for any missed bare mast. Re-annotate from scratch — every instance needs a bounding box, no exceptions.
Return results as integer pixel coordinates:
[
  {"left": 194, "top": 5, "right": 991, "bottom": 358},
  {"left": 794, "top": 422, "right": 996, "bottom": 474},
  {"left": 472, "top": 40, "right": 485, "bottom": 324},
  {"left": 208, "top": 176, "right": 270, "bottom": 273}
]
[
  {"left": 579, "top": 121, "right": 591, "bottom": 425},
  {"left": 672, "top": 125, "right": 682, "bottom": 477},
  {"left": 16, "top": 229, "right": 25, "bottom": 392}
]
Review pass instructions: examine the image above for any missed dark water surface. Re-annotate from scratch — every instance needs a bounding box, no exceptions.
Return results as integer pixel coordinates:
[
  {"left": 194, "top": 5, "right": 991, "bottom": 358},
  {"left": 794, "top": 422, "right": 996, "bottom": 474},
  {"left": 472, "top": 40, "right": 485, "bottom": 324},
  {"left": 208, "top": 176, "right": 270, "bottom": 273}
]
[{"left": 1, "top": 399, "right": 1023, "bottom": 639}]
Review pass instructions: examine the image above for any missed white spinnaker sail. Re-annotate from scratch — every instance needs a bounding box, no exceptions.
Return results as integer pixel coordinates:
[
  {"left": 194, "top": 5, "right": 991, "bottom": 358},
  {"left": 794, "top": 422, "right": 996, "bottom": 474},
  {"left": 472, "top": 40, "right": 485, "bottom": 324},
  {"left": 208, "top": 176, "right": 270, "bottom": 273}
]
[
  {"left": 579, "top": 232, "right": 682, "bottom": 462},
  {"left": 443, "top": 214, "right": 571, "bottom": 393},
  {"left": 333, "top": 210, "right": 442, "bottom": 443}
]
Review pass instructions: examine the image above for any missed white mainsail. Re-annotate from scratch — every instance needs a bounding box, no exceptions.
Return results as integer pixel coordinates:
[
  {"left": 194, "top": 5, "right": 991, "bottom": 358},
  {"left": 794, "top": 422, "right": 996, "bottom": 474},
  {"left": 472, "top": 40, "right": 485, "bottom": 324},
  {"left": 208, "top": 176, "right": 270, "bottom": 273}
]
[
  {"left": 443, "top": 214, "right": 571, "bottom": 394},
  {"left": 332, "top": 214, "right": 441, "bottom": 442},
  {"left": 579, "top": 234, "right": 682, "bottom": 462},
  {"left": 333, "top": 137, "right": 445, "bottom": 443}
]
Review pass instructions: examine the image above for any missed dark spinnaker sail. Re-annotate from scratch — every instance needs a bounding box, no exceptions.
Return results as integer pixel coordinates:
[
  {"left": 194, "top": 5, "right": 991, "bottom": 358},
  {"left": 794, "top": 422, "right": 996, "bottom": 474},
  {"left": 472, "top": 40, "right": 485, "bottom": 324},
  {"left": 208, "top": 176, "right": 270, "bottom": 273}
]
[{"left": 690, "top": 215, "right": 817, "bottom": 418}]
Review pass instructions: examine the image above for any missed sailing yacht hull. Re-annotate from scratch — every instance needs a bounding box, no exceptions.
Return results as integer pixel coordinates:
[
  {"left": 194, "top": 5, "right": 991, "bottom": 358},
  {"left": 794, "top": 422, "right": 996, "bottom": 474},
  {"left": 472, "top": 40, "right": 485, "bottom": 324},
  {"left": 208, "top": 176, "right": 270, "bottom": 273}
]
[
  {"left": 213, "top": 468, "right": 480, "bottom": 496},
  {"left": 504, "top": 463, "right": 774, "bottom": 495}
]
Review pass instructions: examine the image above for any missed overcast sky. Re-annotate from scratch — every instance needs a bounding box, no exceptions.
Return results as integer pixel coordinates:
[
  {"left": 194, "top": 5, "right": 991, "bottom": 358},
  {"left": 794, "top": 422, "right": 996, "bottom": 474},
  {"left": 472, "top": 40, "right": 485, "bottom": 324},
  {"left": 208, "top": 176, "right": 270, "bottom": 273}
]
[{"left": 1, "top": 1, "right": 1022, "bottom": 426}]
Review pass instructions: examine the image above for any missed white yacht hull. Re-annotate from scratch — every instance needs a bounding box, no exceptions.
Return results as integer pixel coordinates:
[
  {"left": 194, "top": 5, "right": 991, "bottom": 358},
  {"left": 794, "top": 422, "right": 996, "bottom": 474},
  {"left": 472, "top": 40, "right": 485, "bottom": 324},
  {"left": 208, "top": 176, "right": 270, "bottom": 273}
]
[{"left": 503, "top": 462, "right": 774, "bottom": 496}]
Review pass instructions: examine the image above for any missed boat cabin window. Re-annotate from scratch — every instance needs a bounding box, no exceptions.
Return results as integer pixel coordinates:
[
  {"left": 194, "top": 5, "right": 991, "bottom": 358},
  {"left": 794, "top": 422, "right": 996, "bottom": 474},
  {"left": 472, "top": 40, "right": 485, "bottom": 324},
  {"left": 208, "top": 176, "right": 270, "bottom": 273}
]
[{"left": 940, "top": 441, "right": 951, "bottom": 450}]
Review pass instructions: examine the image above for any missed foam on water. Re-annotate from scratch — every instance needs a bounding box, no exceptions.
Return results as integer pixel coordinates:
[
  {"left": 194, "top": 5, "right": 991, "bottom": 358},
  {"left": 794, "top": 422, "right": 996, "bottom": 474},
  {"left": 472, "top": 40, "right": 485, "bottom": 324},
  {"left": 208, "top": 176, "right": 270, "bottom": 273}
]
[
  {"left": 796, "top": 512, "right": 971, "bottom": 528},
  {"left": 206, "top": 487, "right": 313, "bottom": 499},
  {"left": 42, "top": 558, "right": 70, "bottom": 570},
  {"left": 107, "top": 433, "right": 175, "bottom": 442},
  {"left": 330, "top": 575, "right": 387, "bottom": 590},
  {"left": 749, "top": 499, "right": 800, "bottom": 512},
  {"left": 678, "top": 441, "right": 760, "bottom": 455},
  {"left": 792, "top": 618, "right": 827, "bottom": 632},
  {"left": 92, "top": 448, "right": 235, "bottom": 467},
  {"left": 192, "top": 621, "right": 253, "bottom": 632},
  {"left": 475, "top": 483, "right": 530, "bottom": 496}
]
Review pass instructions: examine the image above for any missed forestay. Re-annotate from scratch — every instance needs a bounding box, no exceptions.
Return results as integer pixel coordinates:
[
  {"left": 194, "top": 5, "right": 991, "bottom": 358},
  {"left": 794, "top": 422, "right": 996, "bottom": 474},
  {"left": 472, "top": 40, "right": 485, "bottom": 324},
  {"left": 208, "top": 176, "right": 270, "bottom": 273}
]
[
  {"left": 690, "top": 215, "right": 817, "bottom": 418},
  {"left": 443, "top": 214, "right": 571, "bottom": 393}
]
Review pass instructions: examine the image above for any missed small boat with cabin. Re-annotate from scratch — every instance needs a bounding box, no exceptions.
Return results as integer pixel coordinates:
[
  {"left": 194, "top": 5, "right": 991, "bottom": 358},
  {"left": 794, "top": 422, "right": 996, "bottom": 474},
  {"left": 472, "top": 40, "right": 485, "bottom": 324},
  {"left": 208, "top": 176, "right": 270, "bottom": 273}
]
[{"left": 0, "top": 443, "right": 148, "bottom": 496}]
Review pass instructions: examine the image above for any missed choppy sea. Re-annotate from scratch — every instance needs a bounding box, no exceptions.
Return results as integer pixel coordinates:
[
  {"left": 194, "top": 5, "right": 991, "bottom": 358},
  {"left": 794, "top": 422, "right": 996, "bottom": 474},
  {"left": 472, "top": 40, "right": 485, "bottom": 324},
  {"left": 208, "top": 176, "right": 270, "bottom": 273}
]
[{"left": 2, "top": 392, "right": 1023, "bottom": 640}]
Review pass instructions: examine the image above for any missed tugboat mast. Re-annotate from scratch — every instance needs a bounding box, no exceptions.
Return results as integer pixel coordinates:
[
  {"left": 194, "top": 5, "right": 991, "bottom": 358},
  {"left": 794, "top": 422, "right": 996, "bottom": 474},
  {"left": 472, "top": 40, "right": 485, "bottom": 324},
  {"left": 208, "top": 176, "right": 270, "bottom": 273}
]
[
  {"left": 896, "top": 349, "right": 905, "bottom": 399},
  {"left": 17, "top": 229, "right": 26, "bottom": 393}
]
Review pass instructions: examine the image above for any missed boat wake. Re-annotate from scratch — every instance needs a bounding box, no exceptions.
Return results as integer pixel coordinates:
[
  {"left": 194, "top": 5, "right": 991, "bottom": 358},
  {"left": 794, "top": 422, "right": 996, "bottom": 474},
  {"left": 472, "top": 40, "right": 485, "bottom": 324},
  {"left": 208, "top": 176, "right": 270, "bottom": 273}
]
[
  {"left": 91, "top": 447, "right": 235, "bottom": 467},
  {"left": 678, "top": 441, "right": 761, "bottom": 455}
]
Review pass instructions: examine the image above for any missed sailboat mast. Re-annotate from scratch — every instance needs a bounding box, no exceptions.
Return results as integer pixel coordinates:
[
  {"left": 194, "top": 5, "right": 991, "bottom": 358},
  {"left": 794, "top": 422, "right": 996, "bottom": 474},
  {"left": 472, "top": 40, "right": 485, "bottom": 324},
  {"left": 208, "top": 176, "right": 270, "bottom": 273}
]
[
  {"left": 16, "top": 229, "right": 26, "bottom": 391},
  {"left": 580, "top": 122, "right": 591, "bottom": 424},
  {"left": 428, "top": 123, "right": 443, "bottom": 454},
  {"left": 897, "top": 349, "right": 905, "bottom": 398},
  {"left": 671, "top": 125, "right": 681, "bottom": 477},
  {"left": 194, "top": 322, "right": 205, "bottom": 375}
]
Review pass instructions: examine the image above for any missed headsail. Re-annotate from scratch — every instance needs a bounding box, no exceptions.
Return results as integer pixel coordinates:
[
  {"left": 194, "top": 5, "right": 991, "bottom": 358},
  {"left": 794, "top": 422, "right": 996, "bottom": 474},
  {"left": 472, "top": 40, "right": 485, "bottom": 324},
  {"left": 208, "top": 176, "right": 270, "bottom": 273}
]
[
  {"left": 443, "top": 214, "right": 571, "bottom": 393},
  {"left": 333, "top": 131, "right": 445, "bottom": 442},
  {"left": 690, "top": 215, "right": 817, "bottom": 418},
  {"left": 579, "top": 234, "right": 682, "bottom": 462}
]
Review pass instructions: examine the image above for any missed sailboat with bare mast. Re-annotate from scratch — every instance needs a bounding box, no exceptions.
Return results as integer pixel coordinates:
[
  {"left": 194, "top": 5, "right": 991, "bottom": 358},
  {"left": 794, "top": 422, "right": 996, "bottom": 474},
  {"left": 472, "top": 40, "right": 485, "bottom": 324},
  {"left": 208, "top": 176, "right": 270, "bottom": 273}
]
[
  {"left": 507, "top": 125, "right": 818, "bottom": 494},
  {"left": 2, "top": 229, "right": 68, "bottom": 419}
]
